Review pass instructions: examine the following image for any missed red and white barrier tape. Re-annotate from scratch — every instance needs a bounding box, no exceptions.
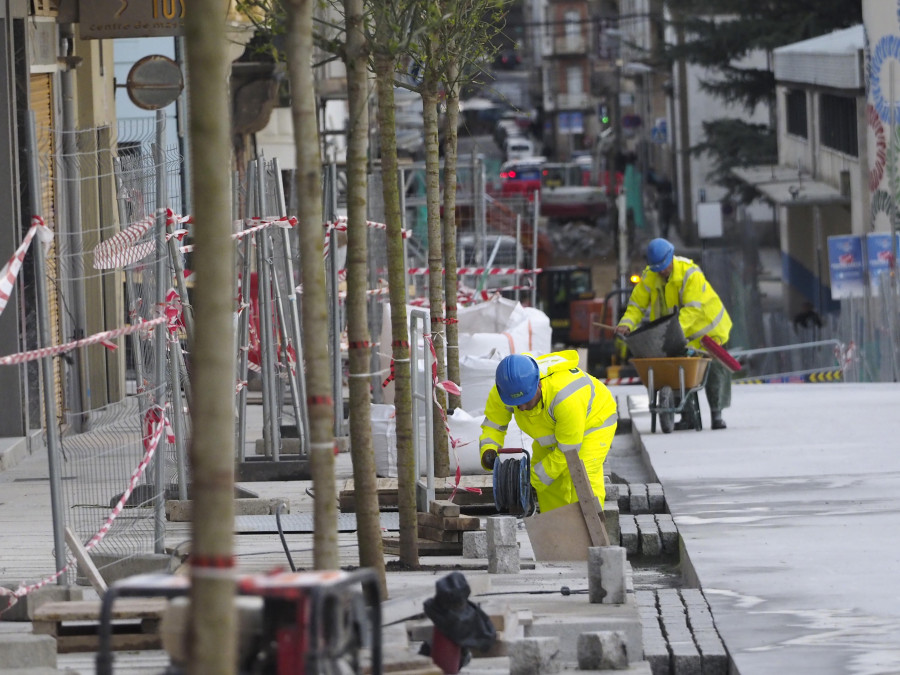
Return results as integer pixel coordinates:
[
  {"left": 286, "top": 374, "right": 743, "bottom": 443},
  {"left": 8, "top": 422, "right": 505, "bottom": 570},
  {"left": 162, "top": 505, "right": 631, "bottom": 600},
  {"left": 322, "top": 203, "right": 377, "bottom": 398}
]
[
  {"left": 327, "top": 216, "right": 411, "bottom": 238},
  {"left": 92, "top": 213, "right": 156, "bottom": 270},
  {"left": 408, "top": 267, "right": 542, "bottom": 276},
  {"left": 421, "top": 334, "right": 481, "bottom": 502},
  {"left": 0, "top": 407, "right": 169, "bottom": 612},
  {"left": 0, "top": 317, "right": 164, "bottom": 366},
  {"left": 835, "top": 341, "right": 856, "bottom": 372},
  {"left": 602, "top": 377, "right": 643, "bottom": 385},
  {"left": 0, "top": 216, "right": 53, "bottom": 319}
]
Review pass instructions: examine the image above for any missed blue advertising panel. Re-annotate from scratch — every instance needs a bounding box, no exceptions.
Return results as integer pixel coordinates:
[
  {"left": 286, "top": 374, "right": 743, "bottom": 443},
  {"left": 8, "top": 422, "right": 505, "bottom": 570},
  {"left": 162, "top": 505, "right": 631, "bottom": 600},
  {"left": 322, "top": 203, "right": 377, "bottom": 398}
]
[
  {"left": 827, "top": 235, "right": 865, "bottom": 299},
  {"left": 866, "top": 232, "right": 898, "bottom": 295}
]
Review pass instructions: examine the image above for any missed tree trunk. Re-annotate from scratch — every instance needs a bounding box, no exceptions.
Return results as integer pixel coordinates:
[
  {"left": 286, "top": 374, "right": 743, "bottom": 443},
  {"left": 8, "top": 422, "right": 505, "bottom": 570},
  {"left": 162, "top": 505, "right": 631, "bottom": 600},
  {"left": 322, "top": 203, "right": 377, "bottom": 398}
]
[
  {"left": 373, "top": 42, "right": 418, "bottom": 567},
  {"left": 441, "top": 64, "right": 462, "bottom": 413},
  {"left": 345, "top": 0, "right": 387, "bottom": 597},
  {"left": 285, "top": 0, "right": 338, "bottom": 570},
  {"left": 422, "top": 81, "right": 450, "bottom": 479},
  {"left": 184, "top": 2, "right": 236, "bottom": 673}
]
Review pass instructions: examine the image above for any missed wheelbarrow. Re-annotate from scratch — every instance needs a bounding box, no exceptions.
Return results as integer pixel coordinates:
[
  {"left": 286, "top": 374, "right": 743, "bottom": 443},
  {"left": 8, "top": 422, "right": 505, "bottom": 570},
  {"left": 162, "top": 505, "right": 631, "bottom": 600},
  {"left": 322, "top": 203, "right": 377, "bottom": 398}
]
[
  {"left": 618, "top": 312, "right": 710, "bottom": 433},
  {"left": 631, "top": 356, "right": 711, "bottom": 433}
]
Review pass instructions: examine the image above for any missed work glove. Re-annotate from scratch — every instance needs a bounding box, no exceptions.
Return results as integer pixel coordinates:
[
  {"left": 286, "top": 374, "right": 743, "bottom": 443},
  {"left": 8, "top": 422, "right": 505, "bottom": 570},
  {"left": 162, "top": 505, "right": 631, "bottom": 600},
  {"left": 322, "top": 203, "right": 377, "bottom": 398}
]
[
  {"left": 614, "top": 325, "right": 630, "bottom": 336},
  {"left": 481, "top": 448, "right": 498, "bottom": 471}
]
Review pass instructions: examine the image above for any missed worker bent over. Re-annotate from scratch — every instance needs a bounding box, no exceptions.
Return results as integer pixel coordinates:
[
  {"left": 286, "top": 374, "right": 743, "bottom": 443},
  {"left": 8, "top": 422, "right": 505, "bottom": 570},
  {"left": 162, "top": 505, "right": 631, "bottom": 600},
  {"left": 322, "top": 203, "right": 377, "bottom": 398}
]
[
  {"left": 615, "top": 237, "right": 733, "bottom": 429},
  {"left": 479, "top": 350, "right": 618, "bottom": 513}
]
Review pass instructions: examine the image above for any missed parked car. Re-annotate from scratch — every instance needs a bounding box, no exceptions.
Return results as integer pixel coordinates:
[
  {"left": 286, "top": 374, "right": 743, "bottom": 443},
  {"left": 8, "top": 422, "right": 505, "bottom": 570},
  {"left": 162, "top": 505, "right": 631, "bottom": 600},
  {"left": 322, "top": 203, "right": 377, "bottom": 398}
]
[
  {"left": 504, "top": 137, "right": 535, "bottom": 162},
  {"left": 498, "top": 157, "right": 545, "bottom": 199}
]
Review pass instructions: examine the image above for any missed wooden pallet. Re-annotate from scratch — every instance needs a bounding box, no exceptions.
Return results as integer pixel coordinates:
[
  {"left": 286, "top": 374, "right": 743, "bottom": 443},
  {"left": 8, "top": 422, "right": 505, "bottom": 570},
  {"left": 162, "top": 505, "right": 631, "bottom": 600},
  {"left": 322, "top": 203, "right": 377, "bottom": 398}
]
[
  {"left": 33, "top": 598, "right": 167, "bottom": 653},
  {"left": 417, "top": 500, "right": 481, "bottom": 543},
  {"left": 382, "top": 536, "right": 463, "bottom": 557},
  {"left": 340, "top": 476, "right": 494, "bottom": 512}
]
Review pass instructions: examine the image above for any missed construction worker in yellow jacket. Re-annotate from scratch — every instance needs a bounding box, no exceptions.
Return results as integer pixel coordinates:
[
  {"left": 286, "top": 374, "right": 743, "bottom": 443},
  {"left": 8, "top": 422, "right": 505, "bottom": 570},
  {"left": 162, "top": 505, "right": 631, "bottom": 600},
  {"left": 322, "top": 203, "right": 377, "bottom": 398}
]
[
  {"left": 479, "top": 350, "right": 618, "bottom": 513},
  {"left": 615, "top": 238, "right": 733, "bottom": 429}
]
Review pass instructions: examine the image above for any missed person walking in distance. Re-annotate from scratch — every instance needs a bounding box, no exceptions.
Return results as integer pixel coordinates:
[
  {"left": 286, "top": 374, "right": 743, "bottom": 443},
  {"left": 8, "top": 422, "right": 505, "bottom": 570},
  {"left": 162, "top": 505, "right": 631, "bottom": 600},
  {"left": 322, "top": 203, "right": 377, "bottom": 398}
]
[
  {"left": 479, "top": 351, "right": 618, "bottom": 513},
  {"left": 615, "top": 238, "right": 733, "bottom": 430}
]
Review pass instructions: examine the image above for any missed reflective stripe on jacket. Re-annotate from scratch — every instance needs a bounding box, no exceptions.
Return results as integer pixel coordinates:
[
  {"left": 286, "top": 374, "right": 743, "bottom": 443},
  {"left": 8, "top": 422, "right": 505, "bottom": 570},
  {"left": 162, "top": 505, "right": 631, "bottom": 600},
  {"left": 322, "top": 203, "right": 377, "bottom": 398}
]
[
  {"left": 617, "top": 256, "right": 732, "bottom": 349},
  {"left": 479, "top": 350, "right": 618, "bottom": 485}
]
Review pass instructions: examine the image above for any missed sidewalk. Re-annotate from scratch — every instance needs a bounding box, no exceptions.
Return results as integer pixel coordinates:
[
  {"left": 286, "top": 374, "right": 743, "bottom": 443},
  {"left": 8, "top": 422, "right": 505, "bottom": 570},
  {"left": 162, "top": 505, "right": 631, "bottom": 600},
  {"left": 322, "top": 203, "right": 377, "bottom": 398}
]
[{"left": 629, "top": 382, "right": 900, "bottom": 674}]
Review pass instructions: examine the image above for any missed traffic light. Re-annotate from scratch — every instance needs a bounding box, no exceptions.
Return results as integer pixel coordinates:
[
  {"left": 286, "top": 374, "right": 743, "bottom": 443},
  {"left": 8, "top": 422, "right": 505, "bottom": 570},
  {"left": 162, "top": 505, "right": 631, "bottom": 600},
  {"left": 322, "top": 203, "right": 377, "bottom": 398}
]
[{"left": 600, "top": 104, "right": 610, "bottom": 126}]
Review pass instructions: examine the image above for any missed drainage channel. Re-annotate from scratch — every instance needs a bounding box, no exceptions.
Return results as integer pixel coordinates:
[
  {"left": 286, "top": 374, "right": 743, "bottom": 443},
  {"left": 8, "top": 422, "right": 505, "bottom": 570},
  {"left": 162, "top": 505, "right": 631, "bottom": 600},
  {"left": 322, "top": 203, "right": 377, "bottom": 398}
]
[{"left": 608, "top": 424, "right": 730, "bottom": 675}]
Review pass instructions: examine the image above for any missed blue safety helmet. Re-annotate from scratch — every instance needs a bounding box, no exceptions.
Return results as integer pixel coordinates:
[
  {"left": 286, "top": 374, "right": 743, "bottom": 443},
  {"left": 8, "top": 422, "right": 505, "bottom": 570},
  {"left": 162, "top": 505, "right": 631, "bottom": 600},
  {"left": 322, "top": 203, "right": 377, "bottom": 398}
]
[
  {"left": 495, "top": 354, "right": 540, "bottom": 407},
  {"left": 646, "top": 238, "right": 675, "bottom": 272}
]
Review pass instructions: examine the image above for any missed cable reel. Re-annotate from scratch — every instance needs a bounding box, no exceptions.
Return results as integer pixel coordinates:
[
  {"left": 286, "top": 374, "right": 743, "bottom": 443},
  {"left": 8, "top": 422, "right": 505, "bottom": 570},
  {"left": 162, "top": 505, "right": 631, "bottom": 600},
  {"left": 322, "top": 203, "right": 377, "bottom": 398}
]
[{"left": 492, "top": 448, "right": 536, "bottom": 517}]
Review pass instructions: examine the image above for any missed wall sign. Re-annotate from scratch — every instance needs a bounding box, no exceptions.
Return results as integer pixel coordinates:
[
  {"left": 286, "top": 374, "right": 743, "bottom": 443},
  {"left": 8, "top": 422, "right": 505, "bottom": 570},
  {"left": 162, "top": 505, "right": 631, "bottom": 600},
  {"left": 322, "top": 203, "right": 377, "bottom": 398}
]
[{"left": 80, "top": 0, "right": 186, "bottom": 40}]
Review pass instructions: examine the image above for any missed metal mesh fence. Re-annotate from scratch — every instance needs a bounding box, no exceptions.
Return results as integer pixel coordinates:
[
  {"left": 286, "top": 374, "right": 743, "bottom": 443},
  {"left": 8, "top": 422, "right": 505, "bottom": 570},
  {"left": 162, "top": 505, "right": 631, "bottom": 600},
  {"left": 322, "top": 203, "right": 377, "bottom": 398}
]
[{"left": 33, "top": 116, "right": 185, "bottom": 571}]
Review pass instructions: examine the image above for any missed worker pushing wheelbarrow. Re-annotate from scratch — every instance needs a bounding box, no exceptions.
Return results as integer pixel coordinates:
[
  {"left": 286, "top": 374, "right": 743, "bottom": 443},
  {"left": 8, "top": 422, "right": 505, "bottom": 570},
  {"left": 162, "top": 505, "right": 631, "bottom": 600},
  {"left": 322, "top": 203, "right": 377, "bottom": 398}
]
[
  {"left": 622, "top": 313, "right": 711, "bottom": 433},
  {"left": 611, "top": 238, "right": 742, "bottom": 432}
]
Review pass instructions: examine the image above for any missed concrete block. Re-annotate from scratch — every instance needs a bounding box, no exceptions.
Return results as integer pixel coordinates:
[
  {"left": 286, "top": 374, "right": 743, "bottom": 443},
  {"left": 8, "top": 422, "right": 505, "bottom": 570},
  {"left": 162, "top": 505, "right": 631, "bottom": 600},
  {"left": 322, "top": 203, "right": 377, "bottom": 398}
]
[
  {"left": 642, "top": 638, "right": 671, "bottom": 675},
  {"left": 646, "top": 483, "right": 665, "bottom": 513},
  {"left": 509, "top": 636, "right": 561, "bottom": 675},
  {"left": 0, "top": 634, "right": 57, "bottom": 668},
  {"left": 635, "top": 590, "right": 658, "bottom": 608},
  {"left": 587, "top": 546, "right": 626, "bottom": 604},
  {"left": 167, "top": 498, "right": 289, "bottom": 521},
  {"left": 462, "top": 530, "right": 487, "bottom": 558},
  {"left": 0, "top": 586, "right": 83, "bottom": 622},
  {"left": 669, "top": 639, "right": 702, "bottom": 675},
  {"left": 635, "top": 514, "right": 661, "bottom": 557},
  {"left": 616, "top": 484, "right": 630, "bottom": 513},
  {"left": 629, "top": 484, "right": 649, "bottom": 514},
  {"left": 528, "top": 615, "right": 643, "bottom": 666},
  {"left": 655, "top": 514, "right": 679, "bottom": 555},
  {"left": 656, "top": 588, "right": 682, "bottom": 609},
  {"left": 488, "top": 544, "right": 519, "bottom": 574},
  {"left": 619, "top": 514, "right": 638, "bottom": 554},
  {"left": 486, "top": 515, "right": 517, "bottom": 547},
  {"left": 693, "top": 632, "right": 728, "bottom": 675},
  {"left": 605, "top": 482, "right": 619, "bottom": 503},
  {"left": 577, "top": 630, "right": 629, "bottom": 670},
  {"left": 603, "top": 499, "right": 620, "bottom": 546}
]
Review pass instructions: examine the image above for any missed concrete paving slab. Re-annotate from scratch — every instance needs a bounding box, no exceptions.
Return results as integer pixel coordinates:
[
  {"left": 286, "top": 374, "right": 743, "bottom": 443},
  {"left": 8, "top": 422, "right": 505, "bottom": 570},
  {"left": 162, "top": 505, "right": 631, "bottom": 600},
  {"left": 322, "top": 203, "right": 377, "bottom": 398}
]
[{"left": 629, "top": 383, "right": 900, "bottom": 674}]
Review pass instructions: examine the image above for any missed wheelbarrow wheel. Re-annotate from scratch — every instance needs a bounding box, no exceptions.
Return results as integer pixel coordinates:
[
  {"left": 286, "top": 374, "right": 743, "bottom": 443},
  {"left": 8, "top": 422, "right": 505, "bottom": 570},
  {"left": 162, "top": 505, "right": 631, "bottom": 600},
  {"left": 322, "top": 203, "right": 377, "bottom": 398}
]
[{"left": 658, "top": 386, "right": 675, "bottom": 434}]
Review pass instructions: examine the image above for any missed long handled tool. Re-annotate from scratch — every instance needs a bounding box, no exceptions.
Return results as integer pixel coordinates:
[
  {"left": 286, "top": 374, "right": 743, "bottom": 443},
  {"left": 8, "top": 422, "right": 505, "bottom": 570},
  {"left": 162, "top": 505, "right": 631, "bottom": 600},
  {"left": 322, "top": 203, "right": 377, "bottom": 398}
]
[{"left": 561, "top": 449, "right": 611, "bottom": 547}]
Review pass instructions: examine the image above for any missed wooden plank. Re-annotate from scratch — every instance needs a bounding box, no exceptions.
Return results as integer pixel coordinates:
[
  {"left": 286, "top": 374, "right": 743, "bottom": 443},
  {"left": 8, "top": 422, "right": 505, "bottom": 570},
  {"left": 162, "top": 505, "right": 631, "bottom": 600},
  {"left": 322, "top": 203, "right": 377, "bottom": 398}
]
[
  {"left": 428, "top": 500, "right": 460, "bottom": 518},
  {"left": 65, "top": 526, "right": 108, "bottom": 596},
  {"left": 382, "top": 537, "right": 462, "bottom": 557},
  {"left": 416, "top": 512, "right": 480, "bottom": 531},
  {"left": 341, "top": 475, "right": 495, "bottom": 512},
  {"left": 417, "top": 525, "right": 461, "bottom": 543},
  {"left": 33, "top": 598, "right": 167, "bottom": 622},
  {"left": 562, "top": 450, "right": 610, "bottom": 547},
  {"left": 524, "top": 502, "right": 592, "bottom": 560},
  {"left": 50, "top": 630, "right": 160, "bottom": 654}
]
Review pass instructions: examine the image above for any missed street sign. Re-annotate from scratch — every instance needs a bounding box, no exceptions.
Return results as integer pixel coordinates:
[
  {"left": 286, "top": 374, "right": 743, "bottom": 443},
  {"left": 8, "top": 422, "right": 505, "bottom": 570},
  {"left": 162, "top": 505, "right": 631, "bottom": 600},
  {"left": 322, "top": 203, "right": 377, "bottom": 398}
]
[
  {"left": 827, "top": 235, "right": 865, "bottom": 299},
  {"left": 126, "top": 55, "right": 183, "bottom": 111},
  {"left": 866, "top": 232, "right": 899, "bottom": 295},
  {"left": 80, "top": 0, "right": 186, "bottom": 40},
  {"left": 696, "top": 202, "right": 723, "bottom": 239}
]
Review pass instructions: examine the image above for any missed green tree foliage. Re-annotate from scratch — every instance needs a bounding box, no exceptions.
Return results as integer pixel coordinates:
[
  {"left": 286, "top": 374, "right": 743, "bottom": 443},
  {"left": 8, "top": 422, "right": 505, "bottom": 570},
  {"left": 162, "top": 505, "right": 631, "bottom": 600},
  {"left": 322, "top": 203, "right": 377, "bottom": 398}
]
[{"left": 665, "top": 0, "right": 862, "bottom": 193}]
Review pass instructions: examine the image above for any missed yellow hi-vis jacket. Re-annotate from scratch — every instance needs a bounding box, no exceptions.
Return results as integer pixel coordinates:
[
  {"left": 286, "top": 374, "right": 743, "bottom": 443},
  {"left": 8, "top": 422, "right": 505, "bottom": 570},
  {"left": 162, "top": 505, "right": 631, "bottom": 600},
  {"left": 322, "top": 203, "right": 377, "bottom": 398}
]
[
  {"left": 479, "top": 350, "right": 618, "bottom": 513},
  {"left": 618, "top": 256, "right": 732, "bottom": 349}
]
